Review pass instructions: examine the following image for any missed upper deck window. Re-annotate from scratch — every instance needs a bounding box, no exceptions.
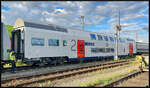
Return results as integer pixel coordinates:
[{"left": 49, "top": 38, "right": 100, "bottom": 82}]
[
  {"left": 119, "top": 38, "right": 125, "bottom": 43},
  {"left": 90, "top": 34, "right": 96, "bottom": 40},
  {"left": 109, "top": 37, "right": 114, "bottom": 42},
  {"left": 127, "top": 38, "right": 134, "bottom": 41},
  {"left": 104, "top": 36, "right": 108, "bottom": 41},
  {"left": 119, "top": 38, "right": 122, "bottom": 42},
  {"left": 121, "top": 39, "right": 125, "bottom": 43},
  {"left": 97, "top": 35, "right": 103, "bottom": 40}
]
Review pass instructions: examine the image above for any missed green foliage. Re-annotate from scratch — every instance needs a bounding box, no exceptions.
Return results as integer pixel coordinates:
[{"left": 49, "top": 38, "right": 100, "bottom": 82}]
[
  {"left": 130, "top": 60, "right": 139, "bottom": 65},
  {"left": 80, "top": 77, "right": 112, "bottom": 87},
  {"left": 38, "top": 81, "right": 51, "bottom": 87},
  {"left": 122, "top": 55, "right": 136, "bottom": 59},
  {"left": 5, "top": 24, "right": 13, "bottom": 40},
  {"left": 141, "top": 54, "right": 147, "bottom": 56}
]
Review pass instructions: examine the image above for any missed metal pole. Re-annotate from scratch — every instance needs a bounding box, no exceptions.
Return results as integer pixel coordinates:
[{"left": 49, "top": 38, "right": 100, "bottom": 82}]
[
  {"left": 115, "top": 30, "right": 118, "bottom": 60},
  {"left": 114, "top": 8, "right": 120, "bottom": 60},
  {"left": 81, "top": 16, "right": 84, "bottom": 31},
  {"left": 118, "top": 8, "right": 120, "bottom": 26}
]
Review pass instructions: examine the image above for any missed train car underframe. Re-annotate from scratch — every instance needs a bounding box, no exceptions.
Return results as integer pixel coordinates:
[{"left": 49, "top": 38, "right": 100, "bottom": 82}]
[{"left": 22, "top": 56, "right": 69, "bottom": 66}]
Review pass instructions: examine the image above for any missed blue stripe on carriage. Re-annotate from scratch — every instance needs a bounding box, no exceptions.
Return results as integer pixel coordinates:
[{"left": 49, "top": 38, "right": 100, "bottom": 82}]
[
  {"left": 68, "top": 56, "right": 114, "bottom": 62},
  {"left": 68, "top": 55, "right": 129, "bottom": 62}
]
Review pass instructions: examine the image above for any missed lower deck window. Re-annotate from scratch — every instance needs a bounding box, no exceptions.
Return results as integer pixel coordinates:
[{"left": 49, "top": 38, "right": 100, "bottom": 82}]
[
  {"left": 32, "top": 38, "right": 44, "bottom": 46},
  {"left": 105, "top": 48, "right": 110, "bottom": 52},
  {"left": 91, "top": 48, "right": 114, "bottom": 53},
  {"left": 91, "top": 48, "right": 105, "bottom": 53},
  {"left": 63, "top": 40, "right": 67, "bottom": 46},
  {"left": 49, "top": 39, "right": 59, "bottom": 46},
  {"left": 111, "top": 48, "right": 114, "bottom": 52}
]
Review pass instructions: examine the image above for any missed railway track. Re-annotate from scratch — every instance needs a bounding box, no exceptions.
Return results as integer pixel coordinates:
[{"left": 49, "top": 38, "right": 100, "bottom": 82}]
[
  {"left": 1, "top": 60, "right": 134, "bottom": 87},
  {"left": 2, "top": 62, "right": 69, "bottom": 73},
  {"left": 2, "top": 61, "right": 83, "bottom": 73},
  {"left": 103, "top": 70, "right": 148, "bottom": 87},
  {"left": 2, "top": 58, "right": 134, "bottom": 73}
]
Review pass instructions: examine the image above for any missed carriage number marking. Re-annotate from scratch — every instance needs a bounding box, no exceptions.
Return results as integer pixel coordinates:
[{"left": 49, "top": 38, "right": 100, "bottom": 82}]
[{"left": 71, "top": 40, "right": 76, "bottom": 51}]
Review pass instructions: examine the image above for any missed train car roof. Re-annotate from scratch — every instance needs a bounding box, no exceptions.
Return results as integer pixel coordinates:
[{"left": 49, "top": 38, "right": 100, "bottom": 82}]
[
  {"left": 13, "top": 18, "right": 134, "bottom": 40},
  {"left": 13, "top": 18, "right": 114, "bottom": 36},
  {"left": 13, "top": 18, "right": 68, "bottom": 32}
]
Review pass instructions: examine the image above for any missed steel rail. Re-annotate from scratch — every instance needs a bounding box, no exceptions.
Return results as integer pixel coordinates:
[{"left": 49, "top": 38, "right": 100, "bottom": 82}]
[
  {"left": 1, "top": 60, "right": 133, "bottom": 87},
  {"left": 1, "top": 60, "right": 129, "bottom": 82},
  {"left": 2, "top": 58, "right": 134, "bottom": 73},
  {"left": 103, "top": 70, "right": 146, "bottom": 87}
]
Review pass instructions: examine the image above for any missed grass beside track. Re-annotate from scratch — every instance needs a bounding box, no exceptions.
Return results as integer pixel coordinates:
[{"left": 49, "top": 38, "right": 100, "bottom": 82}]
[
  {"left": 28, "top": 59, "right": 137, "bottom": 87},
  {"left": 2, "top": 60, "right": 131, "bottom": 87},
  {"left": 80, "top": 60, "right": 139, "bottom": 87}
]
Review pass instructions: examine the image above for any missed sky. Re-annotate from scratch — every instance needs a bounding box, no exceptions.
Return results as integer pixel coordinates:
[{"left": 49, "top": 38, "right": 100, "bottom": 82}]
[{"left": 1, "top": 1, "right": 149, "bottom": 42}]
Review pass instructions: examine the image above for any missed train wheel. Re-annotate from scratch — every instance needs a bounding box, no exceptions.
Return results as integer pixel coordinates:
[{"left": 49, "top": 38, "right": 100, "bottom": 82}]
[
  {"left": 32, "top": 63, "right": 39, "bottom": 67},
  {"left": 54, "top": 58, "right": 57, "bottom": 66}
]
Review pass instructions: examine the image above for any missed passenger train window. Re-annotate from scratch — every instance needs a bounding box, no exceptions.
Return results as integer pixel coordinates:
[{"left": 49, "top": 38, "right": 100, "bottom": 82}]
[
  {"left": 121, "top": 39, "right": 125, "bottom": 43},
  {"left": 91, "top": 48, "right": 106, "bottom": 53},
  {"left": 119, "top": 38, "right": 125, "bottom": 43},
  {"left": 32, "top": 38, "right": 44, "bottom": 46},
  {"left": 109, "top": 37, "right": 114, "bottom": 42},
  {"left": 48, "top": 39, "right": 59, "bottom": 46},
  {"left": 85, "top": 42, "right": 95, "bottom": 46},
  {"left": 119, "top": 38, "right": 121, "bottom": 42},
  {"left": 127, "top": 38, "right": 134, "bottom": 41},
  {"left": 104, "top": 36, "right": 108, "bottom": 41},
  {"left": 63, "top": 40, "right": 67, "bottom": 46},
  {"left": 91, "top": 48, "right": 114, "bottom": 53},
  {"left": 90, "top": 34, "right": 96, "bottom": 40},
  {"left": 111, "top": 48, "right": 114, "bottom": 52},
  {"left": 105, "top": 48, "right": 110, "bottom": 52},
  {"left": 97, "top": 35, "right": 103, "bottom": 40}
]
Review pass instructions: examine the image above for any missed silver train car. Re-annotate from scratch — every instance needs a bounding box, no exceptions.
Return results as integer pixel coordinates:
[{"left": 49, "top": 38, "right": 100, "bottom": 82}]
[
  {"left": 1, "top": 22, "right": 11, "bottom": 65},
  {"left": 2, "top": 18, "right": 136, "bottom": 65},
  {"left": 136, "top": 41, "right": 149, "bottom": 54}
]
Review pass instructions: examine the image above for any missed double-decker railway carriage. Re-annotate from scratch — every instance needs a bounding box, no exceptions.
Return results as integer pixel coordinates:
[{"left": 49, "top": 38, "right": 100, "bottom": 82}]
[
  {"left": 136, "top": 42, "right": 149, "bottom": 54},
  {"left": 1, "top": 23, "right": 11, "bottom": 65},
  {"left": 10, "top": 18, "right": 136, "bottom": 65}
]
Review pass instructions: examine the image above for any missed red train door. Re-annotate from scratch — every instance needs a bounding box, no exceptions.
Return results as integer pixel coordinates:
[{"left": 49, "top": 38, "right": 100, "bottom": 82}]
[
  {"left": 10, "top": 40, "right": 12, "bottom": 48},
  {"left": 129, "top": 43, "right": 133, "bottom": 54},
  {"left": 77, "top": 40, "right": 85, "bottom": 58}
]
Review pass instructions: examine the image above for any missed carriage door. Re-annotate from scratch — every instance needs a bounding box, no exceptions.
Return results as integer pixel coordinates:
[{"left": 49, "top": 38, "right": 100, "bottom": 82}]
[
  {"left": 77, "top": 40, "right": 85, "bottom": 58},
  {"left": 12, "top": 30, "right": 22, "bottom": 59},
  {"left": 129, "top": 43, "right": 133, "bottom": 54}
]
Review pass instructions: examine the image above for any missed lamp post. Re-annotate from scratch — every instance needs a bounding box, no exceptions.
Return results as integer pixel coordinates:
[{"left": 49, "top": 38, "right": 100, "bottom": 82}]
[
  {"left": 114, "top": 8, "right": 121, "bottom": 60},
  {"left": 81, "top": 16, "right": 84, "bottom": 31}
]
